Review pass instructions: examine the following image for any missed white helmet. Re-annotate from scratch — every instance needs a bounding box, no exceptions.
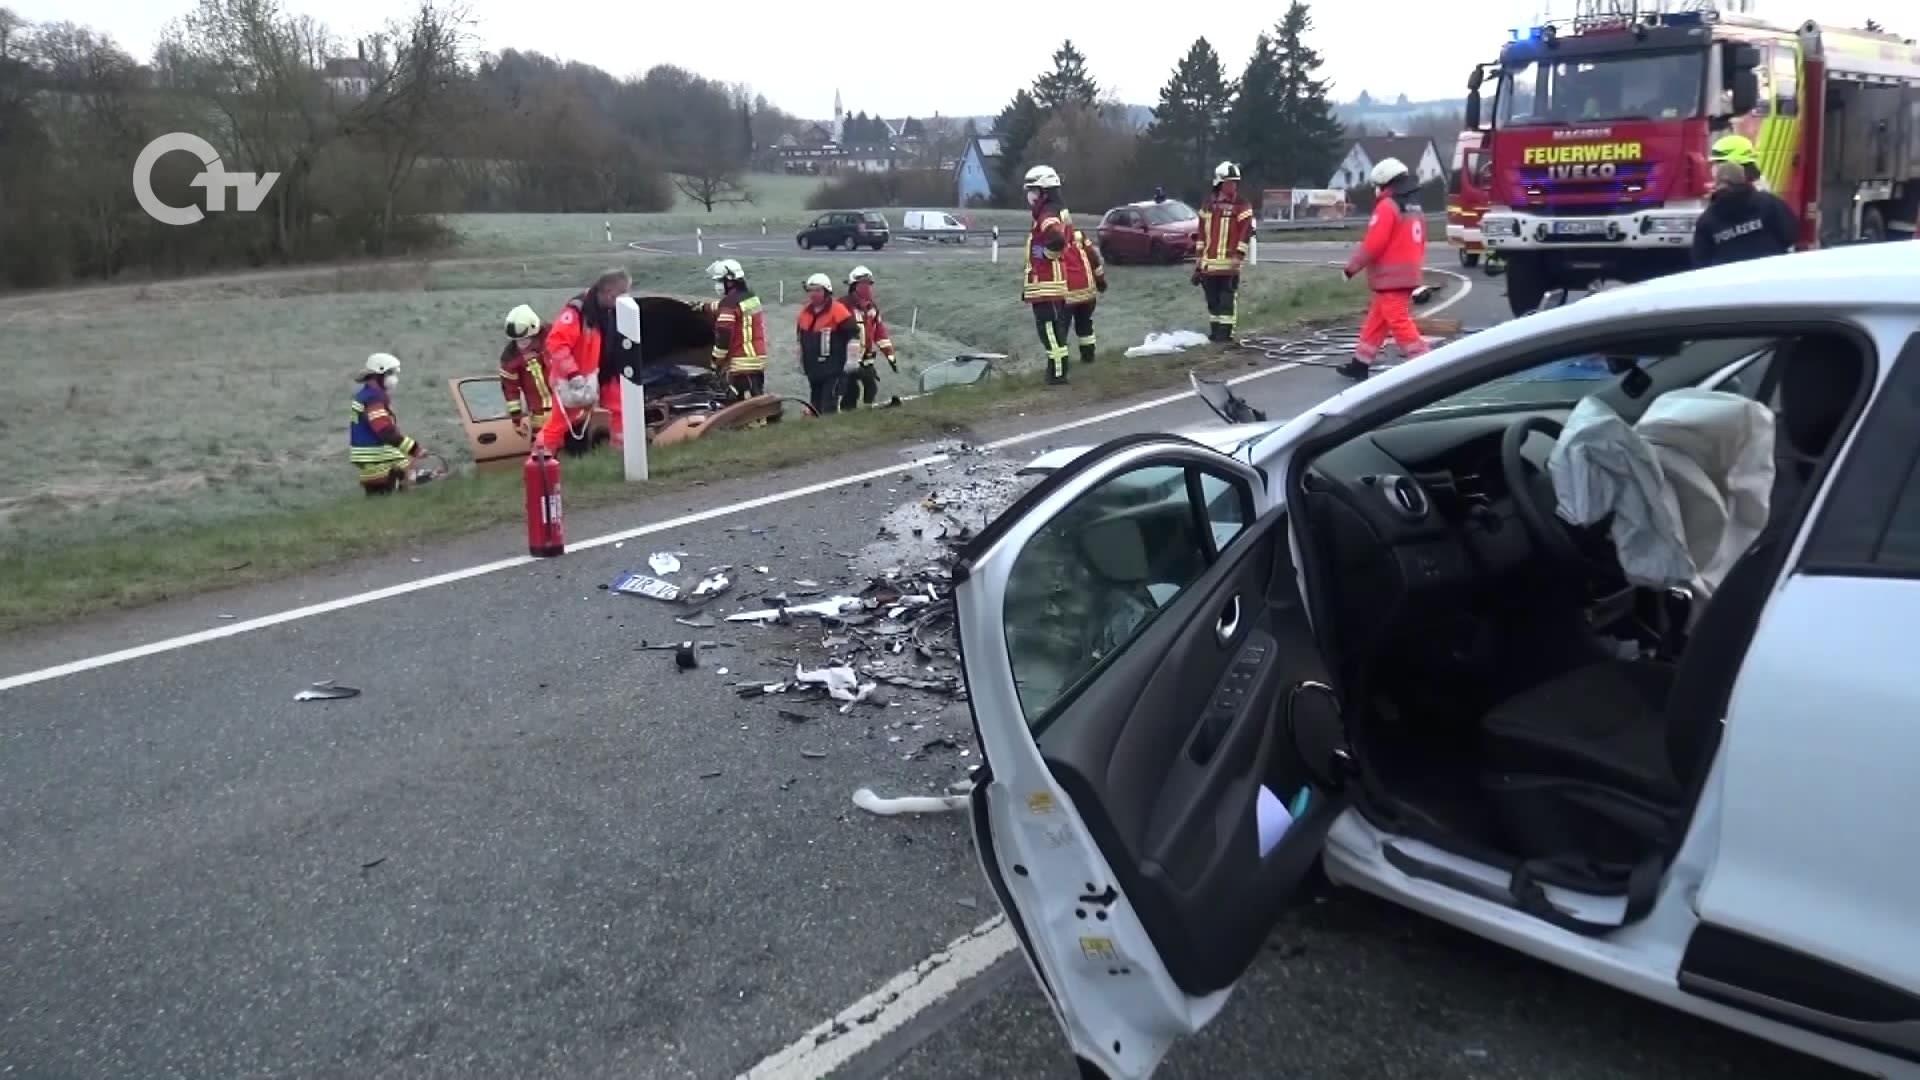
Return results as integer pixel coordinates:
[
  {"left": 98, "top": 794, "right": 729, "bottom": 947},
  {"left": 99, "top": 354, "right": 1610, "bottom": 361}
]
[
  {"left": 804, "top": 272, "right": 832, "bottom": 291},
  {"left": 504, "top": 303, "right": 541, "bottom": 341},
  {"left": 363, "top": 352, "right": 401, "bottom": 377},
  {"left": 1213, "top": 160, "right": 1241, "bottom": 184},
  {"left": 1369, "top": 157, "right": 1409, "bottom": 187},
  {"left": 1023, "top": 164, "right": 1062, "bottom": 190},
  {"left": 846, "top": 265, "right": 874, "bottom": 285},
  {"left": 706, "top": 258, "right": 746, "bottom": 283}
]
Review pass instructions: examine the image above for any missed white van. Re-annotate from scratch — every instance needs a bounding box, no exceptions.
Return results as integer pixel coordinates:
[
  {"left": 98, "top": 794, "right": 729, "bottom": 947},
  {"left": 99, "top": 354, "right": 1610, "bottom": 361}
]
[{"left": 901, "top": 209, "right": 969, "bottom": 243}]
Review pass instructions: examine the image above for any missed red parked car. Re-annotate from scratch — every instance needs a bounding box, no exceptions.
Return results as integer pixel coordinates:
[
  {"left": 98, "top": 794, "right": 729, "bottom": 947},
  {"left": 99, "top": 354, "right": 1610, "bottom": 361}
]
[{"left": 1095, "top": 199, "right": 1200, "bottom": 264}]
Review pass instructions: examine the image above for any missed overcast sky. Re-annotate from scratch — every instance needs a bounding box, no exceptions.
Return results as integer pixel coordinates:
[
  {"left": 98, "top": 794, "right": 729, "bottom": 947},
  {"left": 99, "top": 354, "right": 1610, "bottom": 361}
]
[{"left": 12, "top": 0, "right": 1892, "bottom": 118}]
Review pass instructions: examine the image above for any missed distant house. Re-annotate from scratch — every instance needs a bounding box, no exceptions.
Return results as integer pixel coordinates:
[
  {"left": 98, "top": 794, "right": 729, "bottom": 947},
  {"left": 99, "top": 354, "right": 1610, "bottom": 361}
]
[
  {"left": 1328, "top": 136, "right": 1446, "bottom": 190},
  {"left": 954, "top": 135, "right": 1002, "bottom": 207},
  {"left": 323, "top": 56, "right": 372, "bottom": 98},
  {"left": 775, "top": 141, "right": 900, "bottom": 176},
  {"left": 798, "top": 123, "right": 835, "bottom": 147}
]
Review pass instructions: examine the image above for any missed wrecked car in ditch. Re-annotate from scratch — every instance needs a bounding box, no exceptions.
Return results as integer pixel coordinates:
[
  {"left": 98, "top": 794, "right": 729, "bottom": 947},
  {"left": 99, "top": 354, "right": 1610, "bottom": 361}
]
[{"left": 449, "top": 297, "right": 798, "bottom": 468}]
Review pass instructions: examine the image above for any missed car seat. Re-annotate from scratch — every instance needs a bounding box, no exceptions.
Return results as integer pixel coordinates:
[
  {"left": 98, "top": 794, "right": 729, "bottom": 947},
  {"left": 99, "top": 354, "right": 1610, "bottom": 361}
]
[{"left": 1476, "top": 335, "right": 1868, "bottom": 875}]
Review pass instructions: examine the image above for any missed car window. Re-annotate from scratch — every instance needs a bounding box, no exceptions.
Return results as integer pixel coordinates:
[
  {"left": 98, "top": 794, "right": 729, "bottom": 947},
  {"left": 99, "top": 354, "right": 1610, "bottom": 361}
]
[
  {"left": 862, "top": 212, "right": 887, "bottom": 226},
  {"left": 1409, "top": 337, "right": 1775, "bottom": 417},
  {"left": 942, "top": 214, "right": 960, "bottom": 227},
  {"left": 457, "top": 378, "right": 512, "bottom": 423},
  {"left": 1002, "top": 463, "right": 1252, "bottom": 728},
  {"left": 1144, "top": 202, "right": 1196, "bottom": 225},
  {"left": 814, "top": 215, "right": 831, "bottom": 227}
]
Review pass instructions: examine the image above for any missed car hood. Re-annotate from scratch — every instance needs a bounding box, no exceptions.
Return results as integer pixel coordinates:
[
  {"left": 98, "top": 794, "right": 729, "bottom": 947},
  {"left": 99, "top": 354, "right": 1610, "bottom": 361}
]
[{"left": 1015, "top": 421, "right": 1282, "bottom": 476}]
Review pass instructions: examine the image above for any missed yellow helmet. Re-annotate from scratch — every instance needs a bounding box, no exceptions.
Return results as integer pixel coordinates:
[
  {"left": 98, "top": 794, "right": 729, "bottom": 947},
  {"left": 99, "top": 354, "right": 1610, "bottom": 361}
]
[{"left": 1710, "top": 133, "right": 1758, "bottom": 167}]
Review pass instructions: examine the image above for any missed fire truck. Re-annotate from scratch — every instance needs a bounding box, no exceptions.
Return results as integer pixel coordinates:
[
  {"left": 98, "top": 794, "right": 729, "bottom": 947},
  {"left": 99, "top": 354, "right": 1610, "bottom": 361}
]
[
  {"left": 1469, "top": 4, "right": 1920, "bottom": 316},
  {"left": 1447, "top": 63, "right": 1502, "bottom": 272}
]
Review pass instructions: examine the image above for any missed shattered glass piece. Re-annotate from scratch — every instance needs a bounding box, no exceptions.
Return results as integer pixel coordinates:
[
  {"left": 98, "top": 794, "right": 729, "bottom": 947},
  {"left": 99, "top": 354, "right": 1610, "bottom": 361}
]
[{"left": 648, "top": 552, "right": 682, "bottom": 576}]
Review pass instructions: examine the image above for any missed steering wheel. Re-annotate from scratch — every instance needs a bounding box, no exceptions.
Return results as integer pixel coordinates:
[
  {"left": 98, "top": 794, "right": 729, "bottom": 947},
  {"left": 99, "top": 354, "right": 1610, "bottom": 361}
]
[{"left": 1500, "top": 416, "right": 1587, "bottom": 568}]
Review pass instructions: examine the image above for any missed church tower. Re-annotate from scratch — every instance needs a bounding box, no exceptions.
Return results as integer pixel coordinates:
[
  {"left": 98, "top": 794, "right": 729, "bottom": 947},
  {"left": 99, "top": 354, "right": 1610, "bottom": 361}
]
[{"left": 833, "top": 89, "right": 845, "bottom": 143}]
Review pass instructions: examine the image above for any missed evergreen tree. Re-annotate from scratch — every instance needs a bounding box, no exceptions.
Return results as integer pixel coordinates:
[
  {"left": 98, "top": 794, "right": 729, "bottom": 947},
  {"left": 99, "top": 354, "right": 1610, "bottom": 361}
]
[
  {"left": 993, "top": 88, "right": 1045, "bottom": 204},
  {"left": 740, "top": 100, "right": 753, "bottom": 158},
  {"left": 1033, "top": 39, "right": 1098, "bottom": 111},
  {"left": 1146, "top": 37, "right": 1236, "bottom": 191},
  {"left": 1273, "top": 2, "right": 1344, "bottom": 185},
  {"left": 902, "top": 116, "right": 925, "bottom": 139},
  {"left": 1226, "top": 31, "right": 1284, "bottom": 194}
]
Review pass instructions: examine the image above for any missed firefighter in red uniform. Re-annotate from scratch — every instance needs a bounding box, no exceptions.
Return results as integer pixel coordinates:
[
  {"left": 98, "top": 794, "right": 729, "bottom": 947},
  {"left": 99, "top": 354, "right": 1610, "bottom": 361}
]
[
  {"left": 1061, "top": 213, "right": 1108, "bottom": 366},
  {"left": 537, "top": 268, "right": 630, "bottom": 453},
  {"left": 707, "top": 258, "right": 771, "bottom": 402},
  {"left": 1021, "top": 165, "right": 1075, "bottom": 385},
  {"left": 1193, "top": 161, "right": 1257, "bottom": 342},
  {"left": 500, "top": 304, "right": 553, "bottom": 438},
  {"left": 842, "top": 265, "right": 898, "bottom": 410},
  {"left": 1339, "top": 158, "right": 1431, "bottom": 380}
]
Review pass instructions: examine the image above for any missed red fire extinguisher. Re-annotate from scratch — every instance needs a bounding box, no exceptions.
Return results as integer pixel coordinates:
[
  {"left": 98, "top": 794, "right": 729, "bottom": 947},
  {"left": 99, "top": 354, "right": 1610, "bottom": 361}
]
[{"left": 524, "top": 446, "right": 564, "bottom": 557}]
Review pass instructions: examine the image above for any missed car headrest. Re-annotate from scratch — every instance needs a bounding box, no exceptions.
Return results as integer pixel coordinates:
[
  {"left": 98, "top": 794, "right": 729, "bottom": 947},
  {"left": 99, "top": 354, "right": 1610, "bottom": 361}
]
[{"left": 1776, "top": 335, "right": 1866, "bottom": 459}]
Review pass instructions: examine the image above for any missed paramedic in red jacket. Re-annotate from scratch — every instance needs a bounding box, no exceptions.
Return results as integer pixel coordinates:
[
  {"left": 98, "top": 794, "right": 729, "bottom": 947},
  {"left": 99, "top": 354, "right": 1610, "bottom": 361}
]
[
  {"left": 1339, "top": 158, "right": 1431, "bottom": 381},
  {"left": 537, "top": 268, "right": 630, "bottom": 453}
]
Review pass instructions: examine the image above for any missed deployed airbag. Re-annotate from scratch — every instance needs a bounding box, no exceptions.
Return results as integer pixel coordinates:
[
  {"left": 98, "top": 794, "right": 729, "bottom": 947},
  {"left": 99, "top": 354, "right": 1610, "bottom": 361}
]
[{"left": 1548, "top": 388, "right": 1774, "bottom": 597}]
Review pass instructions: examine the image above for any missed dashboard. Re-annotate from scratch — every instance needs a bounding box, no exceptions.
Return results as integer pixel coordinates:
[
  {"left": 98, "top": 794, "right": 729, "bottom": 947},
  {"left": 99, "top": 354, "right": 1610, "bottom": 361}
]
[{"left": 1303, "top": 408, "right": 1569, "bottom": 595}]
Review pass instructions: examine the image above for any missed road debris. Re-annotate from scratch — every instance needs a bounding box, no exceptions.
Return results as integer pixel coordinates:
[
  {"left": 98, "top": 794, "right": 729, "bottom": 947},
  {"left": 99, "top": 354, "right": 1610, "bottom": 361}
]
[
  {"left": 692, "top": 573, "right": 731, "bottom": 598},
  {"left": 294, "top": 682, "right": 361, "bottom": 702},
  {"left": 611, "top": 572, "right": 681, "bottom": 601},
  {"left": 675, "top": 643, "right": 698, "bottom": 671},
  {"left": 648, "top": 552, "right": 682, "bottom": 575},
  {"left": 675, "top": 615, "right": 717, "bottom": 628},
  {"left": 700, "top": 769, "right": 724, "bottom": 780},
  {"left": 727, "top": 596, "right": 865, "bottom": 623},
  {"left": 800, "top": 749, "right": 828, "bottom": 760},
  {"left": 777, "top": 710, "right": 813, "bottom": 724},
  {"left": 852, "top": 786, "right": 969, "bottom": 816},
  {"left": 794, "top": 662, "right": 877, "bottom": 708}
]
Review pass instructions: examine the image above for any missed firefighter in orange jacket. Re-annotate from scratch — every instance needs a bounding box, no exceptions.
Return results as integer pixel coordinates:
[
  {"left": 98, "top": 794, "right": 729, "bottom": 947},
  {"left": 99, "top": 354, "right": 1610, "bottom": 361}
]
[
  {"left": 706, "top": 258, "right": 770, "bottom": 401},
  {"left": 537, "top": 268, "right": 630, "bottom": 453},
  {"left": 1061, "top": 213, "right": 1107, "bottom": 366},
  {"left": 1021, "top": 165, "right": 1074, "bottom": 385},
  {"left": 1193, "top": 161, "right": 1257, "bottom": 342},
  {"left": 1339, "top": 158, "right": 1431, "bottom": 380},
  {"left": 842, "top": 265, "right": 897, "bottom": 410},
  {"left": 500, "top": 304, "right": 553, "bottom": 438}
]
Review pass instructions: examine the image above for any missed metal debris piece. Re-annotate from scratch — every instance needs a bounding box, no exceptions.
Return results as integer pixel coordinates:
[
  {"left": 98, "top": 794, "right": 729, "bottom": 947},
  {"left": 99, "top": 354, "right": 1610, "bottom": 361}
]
[
  {"left": 648, "top": 552, "right": 681, "bottom": 575},
  {"left": 793, "top": 579, "right": 820, "bottom": 588},
  {"left": 716, "top": 667, "right": 730, "bottom": 676},
  {"left": 611, "top": 572, "right": 681, "bottom": 601},
  {"left": 777, "top": 710, "right": 813, "bottom": 724},
  {"left": 700, "top": 769, "right": 724, "bottom": 779},
  {"left": 675, "top": 643, "right": 698, "bottom": 671},
  {"left": 755, "top": 566, "right": 770, "bottom": 574},
  {"left": 851, "top": 787, "right": 969, "bottom": 816},
  {"left": 675, "top": 615, "right": 717, "bottom": 628},
  {"left": 294, "top": 683, "right": 361, "bottom": 702},
  {"left": 800, "top": 749, "right": 828, "bottom": 760},
  {"left": 692, "top": 573, "right": 731, "bottom": 598},
  {"left": 727, "top": 596, "right": 865, "bottom": 623}
]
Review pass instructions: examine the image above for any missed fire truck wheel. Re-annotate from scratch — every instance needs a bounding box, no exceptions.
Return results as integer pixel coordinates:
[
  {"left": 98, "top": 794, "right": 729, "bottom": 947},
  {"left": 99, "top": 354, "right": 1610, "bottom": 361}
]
[
  {"left": 1861, "top": 207, "right": 1889, "bottom": 244},
  {"left": 1459, "top": 250, "right": 1481, "bottom": 268},
  {"left": 1504, "top": 254, "right": 1549, "bottom": 319}
]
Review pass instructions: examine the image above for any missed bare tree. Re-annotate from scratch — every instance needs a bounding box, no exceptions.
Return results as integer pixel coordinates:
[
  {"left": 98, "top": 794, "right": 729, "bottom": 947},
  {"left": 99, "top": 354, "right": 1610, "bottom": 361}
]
[
  {"left": 0, "top": 8, "right": 24, "bottom": 60},
  {"left": 672, "top": 140, "right": 752, "bottom": 212},
  {"left": 26, "top": 22, "right": 150, "bottom": 273},
  {"left": 360, "top": 1, "right": 472, "bottom": 247}
]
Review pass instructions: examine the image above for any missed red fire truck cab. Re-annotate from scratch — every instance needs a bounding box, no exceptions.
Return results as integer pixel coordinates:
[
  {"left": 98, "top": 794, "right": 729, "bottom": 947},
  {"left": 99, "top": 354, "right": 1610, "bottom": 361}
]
[
  {"left": 1447, "top": 65, "right": 1500, "bottom": 270},
  {"left": 1470, "top": 10, "right": 1920, "bottom": 316}
]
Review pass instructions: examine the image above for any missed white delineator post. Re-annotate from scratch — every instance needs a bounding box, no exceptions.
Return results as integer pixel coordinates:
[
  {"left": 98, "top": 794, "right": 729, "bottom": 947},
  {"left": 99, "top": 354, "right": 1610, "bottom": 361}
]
[
  {"left": 604, "top": 220, "right": 612, "bottom": 243},
  {"left": 620, "top": 373, "right": 648, "bottom": 481},
  {"left": 761, "top": 218, "right": 768, "bottom": 236},
  {"left": 991, "top": 226, "right": 1000, "bottom": 264},
  {"left": 1248, "top": 235, "right": 1259, "bottom": 267},
  {"left": 696, "top": 227, "right": 704, "bottom": 256}
]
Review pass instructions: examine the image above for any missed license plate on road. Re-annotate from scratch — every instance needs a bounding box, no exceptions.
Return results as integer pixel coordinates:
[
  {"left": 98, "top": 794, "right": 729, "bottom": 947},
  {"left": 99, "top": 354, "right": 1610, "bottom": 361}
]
[{"left": 1550, "top": 220, "right": 1608, "bottom": 237}]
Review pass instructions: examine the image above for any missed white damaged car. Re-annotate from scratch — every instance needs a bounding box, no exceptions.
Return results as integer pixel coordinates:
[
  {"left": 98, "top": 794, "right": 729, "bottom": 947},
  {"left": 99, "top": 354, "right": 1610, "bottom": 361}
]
[{"left": 953, "top": 243, "right": 1920, "bottom": 1079}]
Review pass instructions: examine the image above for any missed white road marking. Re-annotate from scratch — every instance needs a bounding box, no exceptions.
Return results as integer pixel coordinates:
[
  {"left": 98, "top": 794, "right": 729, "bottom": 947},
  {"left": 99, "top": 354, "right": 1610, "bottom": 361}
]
[
  {"left": 737, "top": 918, "right": 1016, "bottom": 1080},
  {"left": 0, "top": 271, "right": 1473, "bottom": 694}
]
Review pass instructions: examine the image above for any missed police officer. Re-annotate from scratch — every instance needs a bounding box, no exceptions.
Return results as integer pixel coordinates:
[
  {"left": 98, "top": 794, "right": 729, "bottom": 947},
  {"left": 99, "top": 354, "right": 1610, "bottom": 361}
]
[{"left": 1692, "top": 161, "right": 1797, "bottom": 268}]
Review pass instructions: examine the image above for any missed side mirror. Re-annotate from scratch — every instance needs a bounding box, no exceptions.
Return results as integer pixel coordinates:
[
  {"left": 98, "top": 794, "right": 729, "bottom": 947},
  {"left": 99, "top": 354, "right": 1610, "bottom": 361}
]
[
  {"left": 1467, "top": 66, "right": 1486, "bottom": 92},
  {"left": 1465, "top": 89, "right": 1483, "bottom": 131}
]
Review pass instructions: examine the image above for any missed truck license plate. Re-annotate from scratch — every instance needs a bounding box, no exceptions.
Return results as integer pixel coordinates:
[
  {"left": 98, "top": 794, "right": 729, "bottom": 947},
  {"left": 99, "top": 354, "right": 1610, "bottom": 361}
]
[{"left": 1550, "top": 219, "right": 1608, "bottom": 237}]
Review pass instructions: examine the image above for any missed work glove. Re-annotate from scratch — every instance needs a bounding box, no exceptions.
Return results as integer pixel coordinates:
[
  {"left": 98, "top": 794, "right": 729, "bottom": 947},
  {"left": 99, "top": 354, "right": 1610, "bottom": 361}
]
[
  {"left": 885, "top": 354, "right": 899, "bottom": 373},
  {"left": 511, "top": 416, "right": 529, "bottom": 437},
  {"left": 1095, "top": 277, "right": 1108, "bottom": 294}
]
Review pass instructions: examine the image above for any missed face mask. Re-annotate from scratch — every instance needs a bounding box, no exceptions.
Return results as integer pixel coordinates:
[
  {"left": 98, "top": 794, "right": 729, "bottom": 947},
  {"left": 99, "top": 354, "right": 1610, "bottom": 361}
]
[
  {"left": 383, "top": 374, "right": 399, "bottom": 390},
  {"left": 713, "top": 281, "right": 726, "bottom": 295},
  {"left": 1026, "top": 190, "right": 1042, "bottom": 208}
]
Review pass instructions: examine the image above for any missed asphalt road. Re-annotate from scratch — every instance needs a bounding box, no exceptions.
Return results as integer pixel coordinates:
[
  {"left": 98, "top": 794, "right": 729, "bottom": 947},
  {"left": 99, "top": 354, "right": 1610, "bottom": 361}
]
[{"left": 0, "top": 260, "right": 1851, "bottom": 1080}]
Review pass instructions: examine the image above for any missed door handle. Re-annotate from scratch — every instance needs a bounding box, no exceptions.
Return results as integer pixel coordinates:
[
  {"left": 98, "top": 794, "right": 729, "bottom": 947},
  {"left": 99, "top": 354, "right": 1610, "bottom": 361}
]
[
  {"left": 478, "top": 433, "right": 498, "bottom": 445},
  {"left": 1215, "top": 595, "right": 1241, "bottom": 645}
]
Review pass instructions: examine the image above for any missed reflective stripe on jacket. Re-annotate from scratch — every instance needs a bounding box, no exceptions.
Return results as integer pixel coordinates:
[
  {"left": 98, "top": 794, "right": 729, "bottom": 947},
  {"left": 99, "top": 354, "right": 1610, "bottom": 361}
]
[
  {"left": 713, "top": 292, "right": 770, "bottom": 373},
  {"left": 1063, "top": 214, "right": 1105, "bottom": 304},
  {"left": 348, "top": 381, "right": 416, "bottom": 473},
  {"left": 1197, "top": 197, "right": 1256, "bottom": 275},
  {"left": 499, "top": 342, "right": 554, "bottom": 418},
  {"left": 1346, "top": 196, "right": 1427, "bottom": 292},
  {"left": 1023, "top": 210, "right": 1069, "bottom": 301}
]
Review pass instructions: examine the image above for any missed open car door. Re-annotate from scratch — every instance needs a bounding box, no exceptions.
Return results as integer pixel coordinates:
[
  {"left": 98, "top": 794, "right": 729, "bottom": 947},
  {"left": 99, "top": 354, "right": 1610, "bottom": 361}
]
[{"left": 954, "top": 433, "right": 1354, "bottom": 1079}]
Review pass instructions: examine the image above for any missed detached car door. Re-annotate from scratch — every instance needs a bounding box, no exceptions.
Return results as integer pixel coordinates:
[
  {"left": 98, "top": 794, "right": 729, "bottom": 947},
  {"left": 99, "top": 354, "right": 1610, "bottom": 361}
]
[{"left": 954, "top": 433, "right": 1353, "bottom": 1080}]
